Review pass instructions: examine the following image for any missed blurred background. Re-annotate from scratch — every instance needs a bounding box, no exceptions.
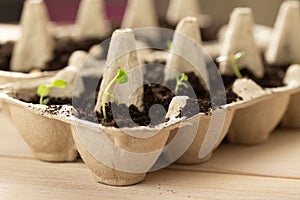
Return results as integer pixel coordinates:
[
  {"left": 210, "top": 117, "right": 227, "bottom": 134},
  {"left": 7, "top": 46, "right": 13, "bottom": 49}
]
[{"left": 0, "top": 0, "right": 285, "bottom": 26}]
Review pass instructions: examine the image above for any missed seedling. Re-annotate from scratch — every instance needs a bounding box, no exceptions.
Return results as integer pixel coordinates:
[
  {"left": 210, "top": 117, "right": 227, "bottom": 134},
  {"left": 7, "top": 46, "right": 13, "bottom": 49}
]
[
  {"left": 216, "top": 52, "right": 245, "bottom": 79},
  {"left": 175, "top": 73, "right": 189, "bottom": 94},
  {"left": 101, "top": 68, "right": 128, "bottom": 120},
  {"left": 166, "top": 40, "right": 172, "bottom": 50},
  {"left": 37, "top": 79, "right": 67, "bottom": 105}
]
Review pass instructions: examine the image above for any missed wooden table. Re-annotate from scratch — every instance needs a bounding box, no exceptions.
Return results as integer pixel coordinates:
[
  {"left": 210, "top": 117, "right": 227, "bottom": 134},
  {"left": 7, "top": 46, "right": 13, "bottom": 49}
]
[{"left": 1, "top": 111, "right": 300, "bottom": 199}]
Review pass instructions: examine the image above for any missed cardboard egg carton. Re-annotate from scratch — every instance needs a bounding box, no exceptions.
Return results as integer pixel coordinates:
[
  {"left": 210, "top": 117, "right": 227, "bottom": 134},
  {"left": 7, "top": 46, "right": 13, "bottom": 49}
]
[{"left": 0, "top": 0, "right": 299, "bottom": 187}]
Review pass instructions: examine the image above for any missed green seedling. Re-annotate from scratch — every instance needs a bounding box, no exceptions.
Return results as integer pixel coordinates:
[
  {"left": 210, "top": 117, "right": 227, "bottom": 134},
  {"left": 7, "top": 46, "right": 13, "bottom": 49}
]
[
  {"left": 37, "top": 79, "right": 67, "bottom": 105},
  {"left": 166, "top": 40, "right": 172, "bottom": 50},
  {"left": 101, "top": 68, "right": 128, "bottom": 120},
  {"left": 175, "top": 73, "right": 189, "bottom": 94},
  {"left": 216, "top": 52, "right": 245, "bottom": 79}
]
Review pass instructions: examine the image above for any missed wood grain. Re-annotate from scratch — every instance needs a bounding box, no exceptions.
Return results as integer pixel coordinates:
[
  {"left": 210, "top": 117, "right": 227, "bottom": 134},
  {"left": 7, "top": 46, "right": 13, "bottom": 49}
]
[
  {"left": 0, "top": 157, "right": 299, "bottom": 200},
  {"left": 170, "top": 129, "right": 300, "bottom": 179}
]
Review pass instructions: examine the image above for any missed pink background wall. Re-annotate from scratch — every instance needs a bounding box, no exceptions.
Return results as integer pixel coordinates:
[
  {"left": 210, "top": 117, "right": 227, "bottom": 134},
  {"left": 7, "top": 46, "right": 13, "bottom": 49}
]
[
  {"left": 45, "top": 0, "right": 127, "bottom": 25},
  {"left": 44, "top": 0, "right": 80, "bottom": 23},
  {"left": 1, "top": 0, "right": 283, "bottom": 26}
]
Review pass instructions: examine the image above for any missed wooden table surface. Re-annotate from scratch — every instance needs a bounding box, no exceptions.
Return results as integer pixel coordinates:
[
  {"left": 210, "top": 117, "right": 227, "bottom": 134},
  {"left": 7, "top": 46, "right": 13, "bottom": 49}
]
[{"left": 1, "top": 111, "right": 300, "bottom": 200}]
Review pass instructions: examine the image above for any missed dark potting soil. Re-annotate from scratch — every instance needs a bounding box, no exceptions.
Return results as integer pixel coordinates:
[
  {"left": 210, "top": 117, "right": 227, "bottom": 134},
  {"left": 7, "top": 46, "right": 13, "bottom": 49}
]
[
  {"left": 217, "top": 56, "right": 289, "bottom": 89},
  {"left": 75, "top": 83, "right": 175, "bottom": 128},
  {"left": 167, "top": 72, "right": 241, "bottom": 110},
  {"left": 221, "top": 67, "right": 287, "bottom": 89},
  {"left": 0, "top": 37, "right": 103, "bottom": 72},
  {"left": 143, "top": 61, "right": 241, "bottom": 119},
  {"left": 169, "top": 71, "right": 242, "bottom": 119},
  {"left": 13, "top": 71, "right": 240, "bottom": 128},
  {"left": 178, "top": 98, "right": 211, "bottom": 119},
  {"left": 97, "top": 102, "right": 161, "bottom": 128},
  {"left": 15, "top": 59, "right": 283, "bottom": 128},
  {"left": 45, "top": 37, "right": 103, "bottom": 71},
  {"left": 241, "top": 65, "right": 287, "bottom": 88},
  {"left": 92, "top": 71, "right": 239, "bottom": 127},
  {"left": 12, "top": 93, "right": 72, "bottom": 105},
  {"left": 43, "top": 105, "right": 73, "bottom": 116},
  {"left": 12, "top": 93, "right": 75, "bottom": 116},
  {"left": 0, "top": 41, "right": 14, "bottom": 71}
]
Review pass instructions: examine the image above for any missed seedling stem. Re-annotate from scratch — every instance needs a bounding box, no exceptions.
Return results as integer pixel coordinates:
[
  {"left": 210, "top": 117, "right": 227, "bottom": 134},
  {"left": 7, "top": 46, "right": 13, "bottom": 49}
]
[
  {"left": 175, "top": 73, "right": 189, "bottom": 94},
  {"left": 216, "top": 52, "right": 245, "bottom": 79},
  {"left": 101, "top": 68, "right": 128, "bottom": 120}
]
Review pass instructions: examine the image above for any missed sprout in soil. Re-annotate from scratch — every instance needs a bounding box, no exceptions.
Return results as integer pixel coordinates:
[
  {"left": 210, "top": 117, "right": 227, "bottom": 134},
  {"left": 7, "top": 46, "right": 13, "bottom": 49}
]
[
  {"left": 216, "top": 52, "right": 245, "bottom": 79},
  {"left": 37, "top": 79, "right": 67, "bottom": 105},
  {"left": 101, "top": 68, "right": 128, "bottom": 120},
  {"left": 175, "top": 73, "right": 189, "bottom": 95}
]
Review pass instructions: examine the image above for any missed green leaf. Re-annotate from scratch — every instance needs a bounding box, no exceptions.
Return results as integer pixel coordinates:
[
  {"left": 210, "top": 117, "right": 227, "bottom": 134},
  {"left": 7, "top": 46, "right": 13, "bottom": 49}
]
[
  {"left": 37, "top": 79, "right": 67, "bottom": 105},
  {"left": 181, "top": 73, "right": 188, "bottom": 81},
  {"left": 51, "top": 79, "right": 67, "bottom": 88},
  {"left": 37, "top": 85, "right": 50, "bottom": 97},
  {"left": 116, "top": 68, "right": 128, "bottom": 84},
  {"left": 42, "top": 98, "right": 50, "bottom": 105}
]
